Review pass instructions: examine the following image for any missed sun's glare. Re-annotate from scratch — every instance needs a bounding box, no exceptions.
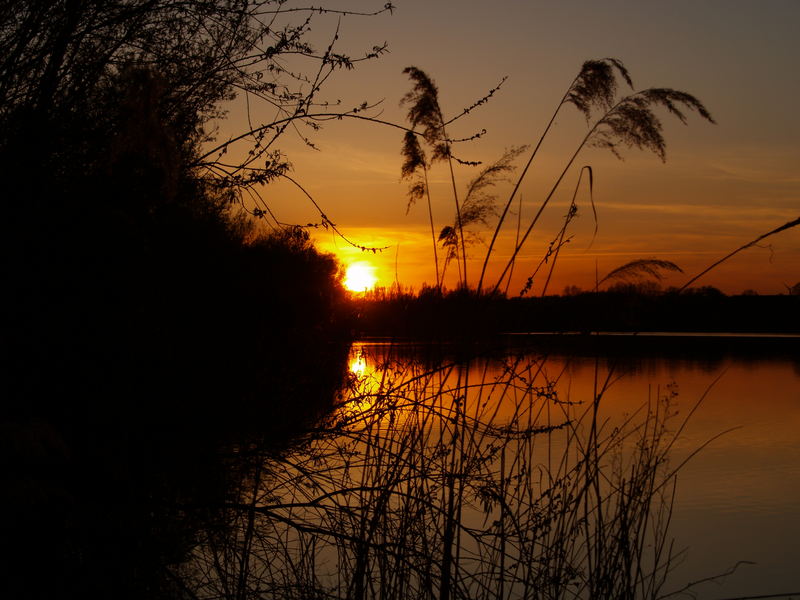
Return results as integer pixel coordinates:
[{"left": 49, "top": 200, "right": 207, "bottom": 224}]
[
  {"left": 348, "top": 353, "right": 367, "bottom": 377},
  {"left": 344, "top": 262, "right": 378, "bottom": 292}
]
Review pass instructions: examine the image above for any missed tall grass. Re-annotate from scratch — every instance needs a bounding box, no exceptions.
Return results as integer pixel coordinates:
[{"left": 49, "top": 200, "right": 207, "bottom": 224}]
[
  {"left": 397, "top": 59, "right": 713, "bottom": 296},
  {"left": 165, "top": 58, "right": 750, "bottom": 600},
  {"left": 176, "top": 346, "right": 697, "bottom": 599}
]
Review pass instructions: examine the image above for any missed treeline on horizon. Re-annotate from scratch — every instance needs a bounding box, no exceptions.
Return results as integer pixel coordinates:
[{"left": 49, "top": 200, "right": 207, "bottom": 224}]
[{"left": 349, "top": 284, "right": 800, "bottom": 338}]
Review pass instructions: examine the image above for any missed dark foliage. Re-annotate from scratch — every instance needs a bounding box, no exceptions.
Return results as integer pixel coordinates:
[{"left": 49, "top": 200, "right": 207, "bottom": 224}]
[
  {"left": 351, "top": 288, "right": 800, "bottom": 339},
  {"left": 0, "top": 2, "right": 372, "bottom": 598},
  {"left": 1, "top": 93, "right": 350, "bottom": 600}
]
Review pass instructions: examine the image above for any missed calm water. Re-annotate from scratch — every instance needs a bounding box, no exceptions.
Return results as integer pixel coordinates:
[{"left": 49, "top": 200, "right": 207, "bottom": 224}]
[{"left": 349, "top": 337, "right": 800, "bottom": 599}]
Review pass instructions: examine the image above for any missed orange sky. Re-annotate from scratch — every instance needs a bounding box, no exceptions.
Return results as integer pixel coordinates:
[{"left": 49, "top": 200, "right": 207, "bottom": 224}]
[{"left": 215, "top": 1, "right": 799, "bottom": 295}]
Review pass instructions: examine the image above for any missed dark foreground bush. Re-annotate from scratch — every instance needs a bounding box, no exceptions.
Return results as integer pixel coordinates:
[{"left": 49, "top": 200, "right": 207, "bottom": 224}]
[{"left": 0, "top": 77, "right": 351, "bottom": 600}]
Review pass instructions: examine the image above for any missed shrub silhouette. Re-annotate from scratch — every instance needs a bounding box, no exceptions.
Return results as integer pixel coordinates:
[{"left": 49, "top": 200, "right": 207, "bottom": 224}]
[{"left": 0, "top": 66, "right": 350, "bottom": 600}]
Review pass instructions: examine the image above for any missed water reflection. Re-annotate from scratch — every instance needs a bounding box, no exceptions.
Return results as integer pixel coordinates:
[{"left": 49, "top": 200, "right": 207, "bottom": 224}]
[
  {"left": 174, "top": 337, "right": 799, "bottom": 600},
  {"left": 349, "top": 349, "right": 368, "bottom": 377},
  {"left": 343, "top": 339, "right": 800, "bottom": 599}
]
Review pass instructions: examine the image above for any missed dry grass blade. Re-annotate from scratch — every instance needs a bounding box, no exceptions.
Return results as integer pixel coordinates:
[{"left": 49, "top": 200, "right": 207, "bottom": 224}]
[
  {"left": 680, "top": 216, "right": 800, "bottom": 291},
  {"left": 538, "top": 165, "right": 595, "bottom": 296}
]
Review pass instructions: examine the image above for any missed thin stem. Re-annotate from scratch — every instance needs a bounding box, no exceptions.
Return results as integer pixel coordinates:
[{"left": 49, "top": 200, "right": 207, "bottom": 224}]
[
  {"left": 540, "top": 224, "right": 569, "bottom": 297},
  {"left": 195, "top": 111, "right": 414, "bottom": 165},
  {"left": 280, "top": 173, "right": 391, "bottom": 252},
  {"left": 541, "top": 166, "right": 590, "bottom": 296},
  {"left": 422, "top": 165, "right": 442, "bottom": 292},
  {"left": 490, "top": 119, "right": 601, "bottom": 295},
  {"left": 477, "top": 78, "right": 578, "bottom": 293},
  {"left": 438, "top": 118, "right": 467, "bottom": 288},
  {"left": 503, "top": 193, "right": 522, "bottom": 296},
  {"left": 679, "top": 216, "right": 800, "bottom": 291}
]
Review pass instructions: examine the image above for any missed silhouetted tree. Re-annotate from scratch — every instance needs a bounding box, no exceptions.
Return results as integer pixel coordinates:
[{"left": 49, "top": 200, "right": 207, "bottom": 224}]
[
  {"left": 0, "top": 4, "right": 391, "bottom": 599},
  {"left": 0, "top": 1, "right": 393, "bottom": 219}
]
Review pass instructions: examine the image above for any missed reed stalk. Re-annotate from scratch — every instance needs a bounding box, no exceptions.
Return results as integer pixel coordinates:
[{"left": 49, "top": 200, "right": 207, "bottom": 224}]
[{"left": 175, "top": 345, "right": 711, "bottom": 600}]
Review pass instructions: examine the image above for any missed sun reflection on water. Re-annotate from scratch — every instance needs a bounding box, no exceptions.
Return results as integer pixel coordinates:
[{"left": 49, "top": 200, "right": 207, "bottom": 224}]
[
  {"left": 345, "top": 345, "right": 381, "bottom": 417},
  {"left": 348, "top": 350, "right": 368, "bottom": 377}
]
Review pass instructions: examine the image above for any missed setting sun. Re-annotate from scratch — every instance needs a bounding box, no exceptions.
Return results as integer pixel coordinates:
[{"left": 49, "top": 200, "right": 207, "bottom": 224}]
[{"left": 343, "top": 262, "right": 378, "bottom": 292}]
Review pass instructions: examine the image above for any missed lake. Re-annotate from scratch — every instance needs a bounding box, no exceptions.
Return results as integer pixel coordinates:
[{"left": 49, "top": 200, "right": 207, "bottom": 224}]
[
  {"left": 180, "top": 333, "right": 799, "bottom": 599},
  {"left": 346, "top": 335, "right": 800, "bottom": 599}
]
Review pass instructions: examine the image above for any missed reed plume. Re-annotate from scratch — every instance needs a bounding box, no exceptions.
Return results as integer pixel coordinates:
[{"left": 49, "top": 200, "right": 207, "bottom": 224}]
[
  {"left": 591, "top": 88, "right": 715, "bottom": 161},
  {"left": 489, "top": 64, "right": 714, "bottom": 295},
  {"left": 401, "top": 66, "right": 467, "bottom": 286},
  {"left": 401, "top": 129, "right": 441, "bottom": 290},
  {"left": 598, "top": 259, "right": 684, "bottom": 288},
  {"left": 438, "top": 147, "right": 527, "bottom": 280},
  {"left": 477, "top": 58, "right": 633, "bottom": 292}
]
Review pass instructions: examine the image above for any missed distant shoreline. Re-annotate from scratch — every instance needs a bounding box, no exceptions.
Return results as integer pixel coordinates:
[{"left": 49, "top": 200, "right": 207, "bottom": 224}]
[
  {"left": 503, "top": 331, "right": 800, "bottom": 339},
  {"left": 353, "top": 330, "right": 800, "bottom": 362},
  {"left": 350, "top": 292, "right": 800, "bottom": 340},
  {"left": 360, "top": 331, "right": 800, "bottom": 341}
]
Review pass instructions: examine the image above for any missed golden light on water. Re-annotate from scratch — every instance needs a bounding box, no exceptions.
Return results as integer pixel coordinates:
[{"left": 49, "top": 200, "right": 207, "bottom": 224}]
[
  {"left": 349, "top": 352, "right": 367, "bottom": 377},
  {"left": 343, "top": 262, "right": 378, "bottom": 292}
]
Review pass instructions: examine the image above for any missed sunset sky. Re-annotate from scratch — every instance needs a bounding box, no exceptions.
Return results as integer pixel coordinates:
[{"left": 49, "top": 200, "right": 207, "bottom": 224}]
[{"left": 219, "top": 0, "right": 799, "bottom": 295}]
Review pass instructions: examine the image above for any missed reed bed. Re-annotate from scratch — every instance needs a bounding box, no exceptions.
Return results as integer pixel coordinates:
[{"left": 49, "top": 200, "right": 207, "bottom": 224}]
[{"left": 175, "top": 346, "right": 693, "bottom": 600}]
